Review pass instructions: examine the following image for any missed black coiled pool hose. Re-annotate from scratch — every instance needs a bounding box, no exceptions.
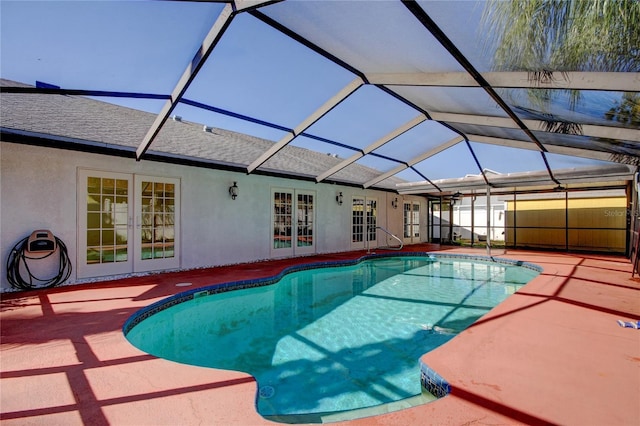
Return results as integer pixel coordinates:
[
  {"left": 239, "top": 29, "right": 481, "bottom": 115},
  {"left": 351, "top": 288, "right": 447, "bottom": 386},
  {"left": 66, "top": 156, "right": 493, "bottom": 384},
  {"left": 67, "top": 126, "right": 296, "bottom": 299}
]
[{"left": 6, "top": 235, "right": 72, "bottom": 290}]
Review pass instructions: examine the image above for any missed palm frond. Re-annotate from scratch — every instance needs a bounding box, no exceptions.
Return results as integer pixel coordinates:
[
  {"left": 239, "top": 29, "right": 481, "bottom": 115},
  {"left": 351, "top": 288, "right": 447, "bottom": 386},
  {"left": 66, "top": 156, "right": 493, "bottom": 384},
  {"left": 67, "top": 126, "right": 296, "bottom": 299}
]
[
  {"left": 540, "top": 119, "right": 583, "bottom": 136},
  {"left": 609, "top": 153, "right": 640, "bottom": 167},
  {"left": 526, "top": 70, "right": 570, "bottom": 85},
  {"left": 482, "top": 0, "right": 640, "bottom": 114}
]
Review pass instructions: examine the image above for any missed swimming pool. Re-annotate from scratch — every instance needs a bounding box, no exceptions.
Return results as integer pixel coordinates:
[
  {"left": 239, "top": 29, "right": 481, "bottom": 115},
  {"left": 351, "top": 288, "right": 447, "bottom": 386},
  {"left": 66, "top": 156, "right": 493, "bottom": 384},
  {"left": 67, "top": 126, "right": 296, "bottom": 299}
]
[{"left": 124, "top": 254, "right": 540, "bottom": 422}]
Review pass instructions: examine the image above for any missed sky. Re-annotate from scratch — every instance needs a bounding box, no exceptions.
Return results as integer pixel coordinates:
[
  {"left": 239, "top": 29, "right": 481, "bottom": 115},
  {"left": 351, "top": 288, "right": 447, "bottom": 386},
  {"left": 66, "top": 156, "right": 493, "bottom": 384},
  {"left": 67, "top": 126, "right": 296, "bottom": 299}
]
[{"left": 0, "top": 0, "right": 619, "bottom": 184}]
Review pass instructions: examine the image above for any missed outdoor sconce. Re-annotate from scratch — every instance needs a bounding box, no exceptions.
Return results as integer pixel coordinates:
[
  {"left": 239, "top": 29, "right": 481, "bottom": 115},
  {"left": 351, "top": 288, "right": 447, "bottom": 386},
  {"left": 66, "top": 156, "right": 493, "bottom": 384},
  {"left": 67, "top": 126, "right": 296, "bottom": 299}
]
[
  {"left": 391, "top": 197, "right": 398, "bottom": 209},
  {"left": 229, "top": 182, "right": 239, "bottom": 200},
  {"left": 336, "top": 192, "right": 343, "bottom": 205},
  {"left": 451, "top": 192, "right": 463, "bottom": 205}
]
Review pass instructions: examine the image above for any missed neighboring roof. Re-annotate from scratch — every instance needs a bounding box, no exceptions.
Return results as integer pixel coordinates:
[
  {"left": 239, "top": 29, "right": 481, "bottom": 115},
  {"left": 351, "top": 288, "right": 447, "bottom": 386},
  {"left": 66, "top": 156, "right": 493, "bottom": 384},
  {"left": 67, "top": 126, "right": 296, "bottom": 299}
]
[
  {"left": 1, "top": 1, "right": 638, "bottom": 196},
  {"left": 398, "top": 163, "right": 635, "bottom": 196}
]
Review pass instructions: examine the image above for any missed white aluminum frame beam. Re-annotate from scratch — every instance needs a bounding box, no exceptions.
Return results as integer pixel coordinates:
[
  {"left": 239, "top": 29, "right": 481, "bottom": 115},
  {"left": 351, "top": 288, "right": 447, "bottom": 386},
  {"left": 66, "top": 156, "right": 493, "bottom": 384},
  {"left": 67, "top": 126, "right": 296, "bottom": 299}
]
[
  {"left": 367, "top": 72, "right": 640, "bottom": 92},
  {"left": 234, "top": 0, "right": 282, "bottom": 12},
  {"left": 315, "top": 114, "right": 427, "bottom": 183},
  {"left": 136, "top": 4, "right": 235, "bottom": 160},
  {"left": 431, "top": 111, "right": 640, "bottom": 143},
  {"left": 247, "top": 77, "right": 364, "bottom": 173},
  {"left": 363, "top": 135, "right": 463, "bottom": 188},
  {"left": 467, "top": 133, "right": 620, "bottom": 163},
  {"left": 395, "top": 163, "right": 634, "bottom": 195}
]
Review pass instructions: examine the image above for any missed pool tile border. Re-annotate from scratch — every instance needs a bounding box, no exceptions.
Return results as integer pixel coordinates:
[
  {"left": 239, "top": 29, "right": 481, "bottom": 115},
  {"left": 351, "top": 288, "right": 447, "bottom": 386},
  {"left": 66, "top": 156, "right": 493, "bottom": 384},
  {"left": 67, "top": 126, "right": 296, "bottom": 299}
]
[{"left": 420, "top": 363, "right": 451, "bottom": 398}]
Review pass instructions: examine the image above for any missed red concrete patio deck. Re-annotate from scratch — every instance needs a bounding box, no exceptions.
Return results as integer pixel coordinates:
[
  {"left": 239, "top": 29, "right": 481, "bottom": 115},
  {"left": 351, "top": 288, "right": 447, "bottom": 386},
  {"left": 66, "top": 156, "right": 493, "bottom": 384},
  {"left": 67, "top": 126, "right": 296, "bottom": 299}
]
[{"left": 1, "top": 246, "right": 639, "bottom": 425}]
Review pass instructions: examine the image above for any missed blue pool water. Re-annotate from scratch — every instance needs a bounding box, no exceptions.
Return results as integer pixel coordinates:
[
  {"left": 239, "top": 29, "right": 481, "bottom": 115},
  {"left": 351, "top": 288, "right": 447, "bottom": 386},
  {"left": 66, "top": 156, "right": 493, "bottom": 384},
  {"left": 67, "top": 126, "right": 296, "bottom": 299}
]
[{"left": 124, "top": 255, "right": 539, "bottom": 421}]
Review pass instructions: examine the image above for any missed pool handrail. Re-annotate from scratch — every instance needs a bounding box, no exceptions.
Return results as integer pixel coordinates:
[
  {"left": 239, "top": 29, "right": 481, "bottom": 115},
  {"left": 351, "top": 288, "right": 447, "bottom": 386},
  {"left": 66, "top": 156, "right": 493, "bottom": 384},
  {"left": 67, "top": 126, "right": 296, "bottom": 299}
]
[{"left": 368, "top": 225, "right": 403, "bottom": 252}]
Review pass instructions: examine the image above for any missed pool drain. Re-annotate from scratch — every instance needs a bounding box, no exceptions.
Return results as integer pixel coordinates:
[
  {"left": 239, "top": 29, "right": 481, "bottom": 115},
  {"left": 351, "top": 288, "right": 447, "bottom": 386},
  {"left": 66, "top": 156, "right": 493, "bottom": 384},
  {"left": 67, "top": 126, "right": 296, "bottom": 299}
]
[{"left": 259, "top": 385, "right": 275, "bottom": 399}]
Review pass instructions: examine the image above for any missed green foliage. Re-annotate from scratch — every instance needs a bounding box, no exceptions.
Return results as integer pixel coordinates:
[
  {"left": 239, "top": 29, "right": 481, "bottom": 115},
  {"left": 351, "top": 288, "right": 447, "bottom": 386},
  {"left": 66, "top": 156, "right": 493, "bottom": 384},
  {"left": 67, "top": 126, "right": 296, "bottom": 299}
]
[
  {"left": 482, "top": 0, "right": 639, "bottom": 119},
  {"left": 483, "top": 0, "right": 640, "bottom": 72},
  {"left": 605, "top": 93, "right": 640, "bottom": 125},
  {"left": 482, "top": 0, "right": 639, "bottom": 164}
]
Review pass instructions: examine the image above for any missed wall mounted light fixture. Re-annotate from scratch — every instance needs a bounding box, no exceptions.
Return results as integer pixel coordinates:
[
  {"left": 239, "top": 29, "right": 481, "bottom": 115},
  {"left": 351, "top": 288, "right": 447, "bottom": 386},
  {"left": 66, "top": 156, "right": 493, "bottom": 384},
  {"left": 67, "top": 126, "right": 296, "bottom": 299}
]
[
  {"left": 229, "top": 182, "right": 239, "bottom": 200},
  {"left": 450, "top": 191, "right": 463, "bottom": 205},
  {"left": 391, "top": 197, "right": 398, "bottom": 209},
  {"left": 336, "top": 192, "right": 343, "bottom": 205}
]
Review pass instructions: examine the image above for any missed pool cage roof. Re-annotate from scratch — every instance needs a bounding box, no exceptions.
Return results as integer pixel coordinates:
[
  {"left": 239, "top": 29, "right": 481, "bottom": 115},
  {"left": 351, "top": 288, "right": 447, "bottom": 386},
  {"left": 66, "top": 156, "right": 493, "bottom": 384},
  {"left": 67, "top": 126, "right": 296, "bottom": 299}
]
[{"left": 1, "top": 0, "right": 638, "bottom": 197}]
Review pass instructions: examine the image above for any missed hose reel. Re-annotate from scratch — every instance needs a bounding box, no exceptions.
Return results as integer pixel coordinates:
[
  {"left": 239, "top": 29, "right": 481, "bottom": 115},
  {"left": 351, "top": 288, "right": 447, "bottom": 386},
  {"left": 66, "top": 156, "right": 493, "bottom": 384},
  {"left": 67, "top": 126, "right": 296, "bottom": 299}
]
[
  {"left": 27, "top": 230, "right": 57, "bottom": 256},
  {"left": 6, "top": 230, "right": 72, "bottom": 290}
]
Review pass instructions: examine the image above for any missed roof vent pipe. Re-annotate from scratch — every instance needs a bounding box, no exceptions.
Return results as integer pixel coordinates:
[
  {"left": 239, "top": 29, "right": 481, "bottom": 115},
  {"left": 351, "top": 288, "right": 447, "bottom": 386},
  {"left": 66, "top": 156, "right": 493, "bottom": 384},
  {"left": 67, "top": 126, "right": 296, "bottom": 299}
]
[
  {"left": 203, "top": 125, "right": 213, "bottom": 133},
  {"left": 172, "top": 115, "right": 182, "bottom": 122}
]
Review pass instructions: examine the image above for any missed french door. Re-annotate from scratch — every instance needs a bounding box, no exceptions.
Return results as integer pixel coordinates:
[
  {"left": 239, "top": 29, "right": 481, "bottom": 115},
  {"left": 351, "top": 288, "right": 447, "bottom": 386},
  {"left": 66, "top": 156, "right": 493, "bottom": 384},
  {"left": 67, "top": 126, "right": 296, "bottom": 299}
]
[
  {"left": 271, "top": 188, "right": 315, "bottom": 257},
  {"left": 351, "top": 196, "right": 377, "bottom": 250},
  {"left": 77, "top": 170, "right": 180, "bottom": 278}
]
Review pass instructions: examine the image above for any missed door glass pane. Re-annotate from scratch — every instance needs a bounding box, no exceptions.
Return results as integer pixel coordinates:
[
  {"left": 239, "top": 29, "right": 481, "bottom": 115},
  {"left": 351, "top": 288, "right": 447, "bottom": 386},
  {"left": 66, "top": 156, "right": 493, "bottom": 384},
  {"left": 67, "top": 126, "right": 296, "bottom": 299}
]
[
  {"left": 141, "top": 180, "right": 176, "bottom": 261},
  {"left": 412, "top": 203, "right": 420, "bottom": 238},
  {"left": 352, "top": 198, "right": 364, "bottom": 243},
  {"left": 297, "top": 193, "right": 313, "bottom": 247},
  {"left": 274, "top": 191, "right": 292, "bottom": 249},
  {"left": 403, "top": 202, "right": 411, "bottom": 238},
  {"left": 141, "top": 188, "right": 153, "bottom": 258},
  {"left": 103, "top": 178, "right": 115, "bottom": 194},
  {"left": 428, "top": 200, "right": 439, "bottom": 242},
  {"left": 141, "top": 181, "right": 153, "bottom": 197},
  {"left": 367, "top": 199, "right": 377, "bottom": 241},
  {"left": 88, "top": 177, "right": 100, "bottom": 194},
  {"left": 86, "top": 176, "right": 128, "bottom": 264}
]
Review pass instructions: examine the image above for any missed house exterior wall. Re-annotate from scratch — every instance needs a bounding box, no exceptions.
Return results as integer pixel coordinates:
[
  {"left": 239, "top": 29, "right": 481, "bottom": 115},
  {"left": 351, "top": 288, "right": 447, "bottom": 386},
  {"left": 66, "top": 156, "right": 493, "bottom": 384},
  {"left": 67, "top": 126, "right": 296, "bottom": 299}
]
[
  {"left": 1, "top": 142, "right": 419, "bottom": 291},
  {"left": 450, "top": 198, "right": 506, "bottom": 242}
]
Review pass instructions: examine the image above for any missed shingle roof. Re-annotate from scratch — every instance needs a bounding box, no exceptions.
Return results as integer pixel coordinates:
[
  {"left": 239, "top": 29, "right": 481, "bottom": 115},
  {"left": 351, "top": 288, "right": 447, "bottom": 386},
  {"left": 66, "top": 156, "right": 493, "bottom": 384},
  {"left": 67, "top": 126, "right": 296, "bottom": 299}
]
[{"left": 0, "top": 79, "right": 403, "bottom": 189}]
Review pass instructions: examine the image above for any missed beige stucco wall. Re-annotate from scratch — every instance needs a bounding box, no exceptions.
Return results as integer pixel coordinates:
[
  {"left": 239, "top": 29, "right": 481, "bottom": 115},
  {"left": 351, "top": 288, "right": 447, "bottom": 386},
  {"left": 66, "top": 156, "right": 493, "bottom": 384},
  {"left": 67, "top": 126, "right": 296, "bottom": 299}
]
[{"left": 0, "top": 142, "right": 423, "bottom": 291}]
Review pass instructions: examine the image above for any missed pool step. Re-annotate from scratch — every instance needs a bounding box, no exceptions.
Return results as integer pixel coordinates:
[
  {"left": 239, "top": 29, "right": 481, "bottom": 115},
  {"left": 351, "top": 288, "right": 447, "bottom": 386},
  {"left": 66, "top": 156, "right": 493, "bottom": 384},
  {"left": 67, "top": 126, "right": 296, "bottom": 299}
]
[
  {"left": 320, "top": 391, "right": 438, "bottom": 423},
  {"left": 262, "top": 391, "right": 438, "bottom": 424}
]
